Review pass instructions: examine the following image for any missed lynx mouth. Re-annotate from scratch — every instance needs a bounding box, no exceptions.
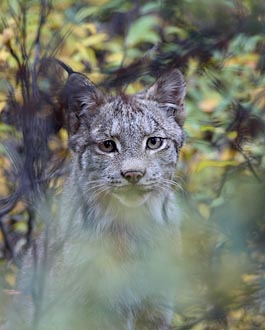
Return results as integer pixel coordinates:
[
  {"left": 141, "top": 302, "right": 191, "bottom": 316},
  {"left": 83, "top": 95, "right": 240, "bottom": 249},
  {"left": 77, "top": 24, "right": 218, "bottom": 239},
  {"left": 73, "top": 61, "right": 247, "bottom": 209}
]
[
  {"left": 112, "top": 184, "right": 154, "bottom": 194},
  {"left": 111, "top": 184, "right": 154, "bottom": 207}
]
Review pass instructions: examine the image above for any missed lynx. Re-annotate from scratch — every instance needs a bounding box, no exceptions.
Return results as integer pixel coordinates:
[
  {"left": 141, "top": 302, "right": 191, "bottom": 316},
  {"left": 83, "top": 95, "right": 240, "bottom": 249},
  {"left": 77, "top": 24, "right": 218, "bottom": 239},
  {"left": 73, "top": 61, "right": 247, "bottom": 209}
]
[{"left": 7, "top": 67, "right": 186, "bottom": 330}]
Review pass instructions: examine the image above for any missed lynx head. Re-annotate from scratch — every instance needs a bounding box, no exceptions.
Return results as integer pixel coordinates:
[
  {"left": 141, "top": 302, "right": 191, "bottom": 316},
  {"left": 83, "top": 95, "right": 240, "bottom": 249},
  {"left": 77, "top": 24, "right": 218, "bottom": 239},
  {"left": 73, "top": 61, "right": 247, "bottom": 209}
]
[{"left": 63, "top": 70, "right": 186, "bottom": 208}]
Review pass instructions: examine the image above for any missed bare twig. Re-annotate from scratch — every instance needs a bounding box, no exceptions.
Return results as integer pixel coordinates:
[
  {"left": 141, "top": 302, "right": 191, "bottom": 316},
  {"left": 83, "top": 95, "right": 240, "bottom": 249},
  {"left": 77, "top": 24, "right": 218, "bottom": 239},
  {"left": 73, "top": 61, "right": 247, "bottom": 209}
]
[
  {"left": 0, "top": 192, "right": 19, "bottom": 218},
  {"left": 232, "top": 141, "right": 262, "bottom": 183},
  {"left": 0, "top": 217, "right": 15, "bottom": 260},
  {"left": 26, "top": 208, "right": 35, "bottom": 247},
  {"left": 32, "top": 0, "right": 52, "bottom": 98}
]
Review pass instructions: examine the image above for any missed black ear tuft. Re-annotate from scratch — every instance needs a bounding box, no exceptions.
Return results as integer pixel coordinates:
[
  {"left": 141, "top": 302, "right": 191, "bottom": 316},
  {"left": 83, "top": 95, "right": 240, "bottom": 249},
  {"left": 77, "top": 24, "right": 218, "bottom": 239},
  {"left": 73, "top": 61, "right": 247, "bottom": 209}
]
[
  {"left": 61, "top": 73, "right": 106, "bottom": 137},
  {"left": 145, "top": 69, "right": 186, "bottom": 126}
]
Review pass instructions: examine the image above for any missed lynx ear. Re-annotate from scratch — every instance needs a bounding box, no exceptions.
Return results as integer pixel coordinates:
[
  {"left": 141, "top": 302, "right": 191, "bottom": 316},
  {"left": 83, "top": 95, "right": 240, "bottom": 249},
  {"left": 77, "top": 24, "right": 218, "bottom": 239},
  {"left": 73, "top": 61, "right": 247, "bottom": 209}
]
[
  {"left": 62, "top": 73, "right": 106, "bottom": 136},
  {"left": 145, "top": 69, "right": 186, "bottom": 126}
]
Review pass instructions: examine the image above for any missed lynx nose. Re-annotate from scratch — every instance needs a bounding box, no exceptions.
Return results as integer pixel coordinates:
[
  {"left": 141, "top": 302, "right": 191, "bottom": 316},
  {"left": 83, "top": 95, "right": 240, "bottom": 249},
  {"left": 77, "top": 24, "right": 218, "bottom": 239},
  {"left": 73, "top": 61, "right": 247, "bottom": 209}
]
[{"left": 121, "top": 170, "right": 145, "bottom": 184}]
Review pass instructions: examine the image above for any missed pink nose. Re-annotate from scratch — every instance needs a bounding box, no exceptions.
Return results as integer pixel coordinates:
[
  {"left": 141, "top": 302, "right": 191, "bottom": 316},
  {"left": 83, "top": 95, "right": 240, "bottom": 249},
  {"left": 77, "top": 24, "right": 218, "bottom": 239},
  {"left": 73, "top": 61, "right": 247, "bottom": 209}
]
[{"left": 121, "top": 170, "right": 145, "bottom": 184}]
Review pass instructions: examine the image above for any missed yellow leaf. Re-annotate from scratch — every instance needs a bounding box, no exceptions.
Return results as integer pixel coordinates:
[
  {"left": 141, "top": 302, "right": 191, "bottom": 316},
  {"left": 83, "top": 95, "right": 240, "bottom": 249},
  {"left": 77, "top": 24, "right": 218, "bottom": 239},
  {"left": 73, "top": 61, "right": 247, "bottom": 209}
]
[
  {"left": 83, "top": 23, "right": 97, "bottom": 35},
  {"left": 199, "top": 97, "right": 220, "bottom": 113},
  {"left": 225, "top": 54, "right": 258, "bottom": 69},
  {"left": 200, "top": 126, "right": 225, "bottom": 134},
  {"left": 58, "top": 56, "right": 83, "bottom": 72},
  {"left": 82, "top": 33, "right": 108, "bottom": 47},
  {"left": 59, "top": 128, "right": 68, "bottom": 146},
  {"left": 195, "top": 160, "right": 238, "bottom": 172},
  {"left": 73, "top": 25, "right": 88, "bottom": 39},
  {"left": 0, "top": 50, "right": 10, "bottom": 62},
  {"left": 2, "top": 28, "right": 14, "bottom": 44},
  {"left": 226, "top": 131, "right": 238, "bottom": 140},
  {"left": 229, "top": 308, "right": 244, "bottom": 320},
  {"left": 14, "top": 222, "right": 27, "bottom": 233},
  {"left": 126, "top": 82, "right": 143, "bottom": 94},
  {"left": 106, "top": 52, "right": 123, "bottom": 66},
  {"left": 12, "top": 201, "right": 25, "bottom": 214},
  {"left": 200, "top": 125, "right": 216, "bottom": 132},
  {"left": 0, "top": 94, "right": 7, "bottom": 111},
  {"left": 220, "top": 148, "right": 237, "bottom": 160},
  {"left": 198, "top": 203, "right": 210, "bottom": 219},
  {"left": 47, "top": 13, "right": 64, "bottom": 30},
  {"left": 88, "top": 72, "right": 105, "bottom": 84},
  {"left": 5, "top": 273, "right": 16, "bottom": 288},
  {"left": 242, "top": 274, "right": 259, "bottom": 283},
  {"left": 48, "top": 138, "right": 58, "bottom": 151},
  {"left": 192, "top": 322, "right": 206, "bottom": 330},
  {"left": 86, "top": 0, "right": 109, "bottom": 4}
]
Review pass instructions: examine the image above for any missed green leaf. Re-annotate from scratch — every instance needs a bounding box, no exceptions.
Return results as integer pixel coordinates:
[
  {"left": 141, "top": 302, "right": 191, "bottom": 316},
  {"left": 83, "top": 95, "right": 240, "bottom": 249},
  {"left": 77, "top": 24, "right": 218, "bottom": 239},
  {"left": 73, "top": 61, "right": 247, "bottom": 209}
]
[
  {"left": 127, "top": 15, "right": 160, "bottom": 47},
  {"left": 141, "top": 1, "right": 161, "bottom": 14}
]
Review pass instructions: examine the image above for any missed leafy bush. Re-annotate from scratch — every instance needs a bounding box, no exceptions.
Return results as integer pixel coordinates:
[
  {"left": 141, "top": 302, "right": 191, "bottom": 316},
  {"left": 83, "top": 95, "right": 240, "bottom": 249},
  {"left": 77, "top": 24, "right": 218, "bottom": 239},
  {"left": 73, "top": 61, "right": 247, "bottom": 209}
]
[{"left": 0, "top": 0, "right": 265, "bottom": 328}]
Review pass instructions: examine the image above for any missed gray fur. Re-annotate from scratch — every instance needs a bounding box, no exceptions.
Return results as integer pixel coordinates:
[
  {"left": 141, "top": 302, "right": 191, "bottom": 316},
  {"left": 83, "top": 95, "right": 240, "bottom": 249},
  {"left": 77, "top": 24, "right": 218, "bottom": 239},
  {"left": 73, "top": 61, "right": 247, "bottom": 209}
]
[{"left": 7, "top": 69, "right": 186, "bottom": 330}]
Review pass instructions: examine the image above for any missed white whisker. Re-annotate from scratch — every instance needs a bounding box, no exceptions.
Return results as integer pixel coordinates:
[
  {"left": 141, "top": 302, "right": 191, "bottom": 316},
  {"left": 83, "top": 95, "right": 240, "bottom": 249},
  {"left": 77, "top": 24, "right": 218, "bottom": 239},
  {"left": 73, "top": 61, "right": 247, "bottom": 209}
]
[
  {"left": 83, "top": 183, "right": 107, "bottom": 194},
  {"left": 87, "top": 186, "right": 110, "bottom": 205},
  {"left": 160, "top": 178, "right": 184, "bottom": 193}
]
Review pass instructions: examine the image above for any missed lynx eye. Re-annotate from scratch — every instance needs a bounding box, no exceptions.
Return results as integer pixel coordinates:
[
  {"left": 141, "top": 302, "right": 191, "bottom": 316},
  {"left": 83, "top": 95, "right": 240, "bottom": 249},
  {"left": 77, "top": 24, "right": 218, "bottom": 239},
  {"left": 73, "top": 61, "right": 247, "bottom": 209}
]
[
  {"left": 146, "top": 137, "right": 163, "bottom": 150},
  {"left": 98, "top": 140, "right": 117, "bottom": 153}
]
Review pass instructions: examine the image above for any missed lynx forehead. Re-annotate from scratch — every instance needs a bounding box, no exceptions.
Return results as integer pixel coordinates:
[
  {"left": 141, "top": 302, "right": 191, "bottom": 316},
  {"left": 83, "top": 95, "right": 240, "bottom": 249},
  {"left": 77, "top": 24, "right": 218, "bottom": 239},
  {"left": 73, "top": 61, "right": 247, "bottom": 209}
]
[{"left": 90, "top": 96, "right": 184, "bottom": 148}]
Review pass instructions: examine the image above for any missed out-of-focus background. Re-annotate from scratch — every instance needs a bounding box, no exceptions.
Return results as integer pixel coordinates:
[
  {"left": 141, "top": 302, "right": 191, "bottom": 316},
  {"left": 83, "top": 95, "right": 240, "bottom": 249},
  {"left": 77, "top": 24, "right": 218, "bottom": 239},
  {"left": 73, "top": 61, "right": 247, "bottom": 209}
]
[{"left": 0, "top": 0, "right": 265, "bottom": 329}]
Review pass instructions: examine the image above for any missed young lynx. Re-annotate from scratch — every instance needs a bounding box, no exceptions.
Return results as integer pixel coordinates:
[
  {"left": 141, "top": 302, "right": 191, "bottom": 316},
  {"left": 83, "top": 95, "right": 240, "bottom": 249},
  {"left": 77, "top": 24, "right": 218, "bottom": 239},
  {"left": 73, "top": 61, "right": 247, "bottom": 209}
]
[{"left": 7, "top": 67, "right": 186, "bottom": 330}]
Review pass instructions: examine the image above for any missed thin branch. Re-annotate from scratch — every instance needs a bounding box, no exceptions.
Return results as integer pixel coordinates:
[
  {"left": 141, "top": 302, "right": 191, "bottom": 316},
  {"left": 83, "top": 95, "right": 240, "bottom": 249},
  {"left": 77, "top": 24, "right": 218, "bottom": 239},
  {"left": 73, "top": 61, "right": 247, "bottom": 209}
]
[
  {"left": 0, "top": 217, "right": 16, "bottom": 261},
  {"left": 233, "top": 141, "right": 262, "bottom": 183},
  {"left": 5, "top": 41, "right": 21, "bottom": 69},
  {"left": 20, "top": 0, "right": 28, "bottom": 63},
  {"left": 26, "top": 208, "right": 35, "bottom": 246},
  {"left": 0, "top": 192, "right": 19, "bottom": 218},
  {"left": 0, "top": 192, "right": 19, "bottom": 261},
  {"left": 31, "top": 0, "right": 52, "bottom": 97},
  {"left": 44, "top": 28, "right": 72, "bottom": 58}
]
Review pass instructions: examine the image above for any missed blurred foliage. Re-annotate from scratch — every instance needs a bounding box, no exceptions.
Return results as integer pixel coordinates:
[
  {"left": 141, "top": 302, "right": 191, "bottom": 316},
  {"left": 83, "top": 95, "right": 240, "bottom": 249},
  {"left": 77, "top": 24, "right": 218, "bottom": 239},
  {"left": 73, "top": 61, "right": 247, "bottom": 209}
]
[{"left": 0, "top": 0, "right": 265, "bottom": 329}]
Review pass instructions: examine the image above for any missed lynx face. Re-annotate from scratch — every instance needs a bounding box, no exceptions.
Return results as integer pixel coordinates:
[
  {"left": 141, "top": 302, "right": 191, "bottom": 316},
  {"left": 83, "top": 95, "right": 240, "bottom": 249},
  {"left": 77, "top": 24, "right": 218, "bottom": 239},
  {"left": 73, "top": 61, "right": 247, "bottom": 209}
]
[{"left": 64, "top": 70, "right": 186, "bottom": 208}]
